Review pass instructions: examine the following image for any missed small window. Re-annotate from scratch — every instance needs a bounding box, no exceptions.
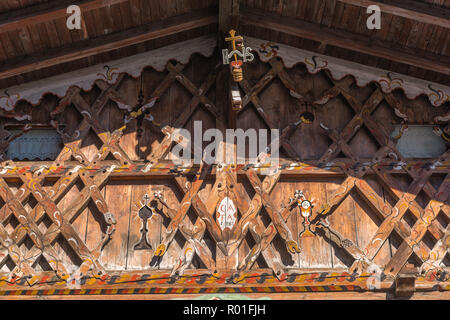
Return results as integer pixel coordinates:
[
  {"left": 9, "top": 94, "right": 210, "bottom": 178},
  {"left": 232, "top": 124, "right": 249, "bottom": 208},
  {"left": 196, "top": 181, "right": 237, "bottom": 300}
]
[
  {"left": 392, "top": 125, "right": 446, "bottom": 159},
  {"left": 7, "top": 128, "right": 62, "bottom": 161}
]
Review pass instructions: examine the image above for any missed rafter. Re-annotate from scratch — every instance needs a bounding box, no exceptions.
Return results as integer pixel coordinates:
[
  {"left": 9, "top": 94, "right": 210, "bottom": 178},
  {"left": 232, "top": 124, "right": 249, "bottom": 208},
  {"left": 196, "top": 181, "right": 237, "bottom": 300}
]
[
  {"left": 240, "top": 7, "right": 450, "bottom": 75},
  {"left": 219, "top": 0, "right": 240, "bottom": 33},
  {"left": 336, "top": 0, "right": 450, "bottom": 29},
  {"left": 0, "top": 9, "right": 218, "bottom": 81},
  {"left": 0, "top": 0, "right": 130, "bottom": 33}
]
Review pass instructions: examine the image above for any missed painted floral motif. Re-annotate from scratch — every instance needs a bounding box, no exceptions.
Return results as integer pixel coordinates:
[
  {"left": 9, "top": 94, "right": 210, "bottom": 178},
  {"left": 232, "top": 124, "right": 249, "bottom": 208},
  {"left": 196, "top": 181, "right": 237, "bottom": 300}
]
[
  {"left": 304, "top": 56, "right": 328, "bottom": 73},
  {"left": 378, "top": 72, "right": 404, "bottom": 92},
  {"left": 259, "top": 42, "right": 279, "bottom": 59},
  {"left": 96, "top": 65, "right": 120, "bottom": 84},
  {"left": 428, "top": 84, "right": 450, "bottom": 107},
  {"left": 247, "top": 37, "right": 450, "bottom": 107},
  {"left": 314, "top": 93, "right": 334, "bottom": 105},
  {"left": 0, "top": 90, "right": 21, "bottom": 112}
]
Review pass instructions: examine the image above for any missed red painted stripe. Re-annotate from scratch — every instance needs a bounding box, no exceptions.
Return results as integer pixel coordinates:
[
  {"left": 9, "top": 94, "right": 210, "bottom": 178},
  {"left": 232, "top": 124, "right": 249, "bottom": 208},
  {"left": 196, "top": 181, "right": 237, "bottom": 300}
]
[
  {"left": 306, "top": 273, "right": 319, "bottom": 283},
  {"left": 337, "top": 272, "right": 350, "bottom": 282}
]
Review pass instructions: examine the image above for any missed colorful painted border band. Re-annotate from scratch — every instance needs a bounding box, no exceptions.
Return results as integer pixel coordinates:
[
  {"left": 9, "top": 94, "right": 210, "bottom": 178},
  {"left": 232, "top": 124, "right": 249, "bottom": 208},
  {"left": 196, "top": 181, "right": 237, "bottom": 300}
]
[
  {"left": 0, "top": 271, "right": 448, "bottom": 293},
  {"left": 0, "top": 159, "right": 449, "bottom": 177},
  {"left": 0, "top": 285, "right": 366, "bottom": 296}
]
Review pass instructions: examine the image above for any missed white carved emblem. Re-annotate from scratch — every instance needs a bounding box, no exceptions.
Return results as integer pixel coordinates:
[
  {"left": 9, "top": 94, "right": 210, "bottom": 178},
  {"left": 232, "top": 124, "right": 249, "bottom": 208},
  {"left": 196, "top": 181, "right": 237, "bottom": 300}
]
[{"left": 217, "top": 197, "right": 237, "bottom": 231}]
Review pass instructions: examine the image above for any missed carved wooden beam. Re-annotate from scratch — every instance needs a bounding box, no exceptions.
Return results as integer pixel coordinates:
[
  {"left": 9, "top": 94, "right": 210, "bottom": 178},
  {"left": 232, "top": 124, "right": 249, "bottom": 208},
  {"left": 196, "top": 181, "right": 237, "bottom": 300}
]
[
  {"left": 145, "top": 63, "right": 219, "bottom": 162},
  {"left": 225, "top": 170, "right": 285, "bottom": 278},
  {"left": 218, "top": 1, "right": 241, "bottom": 129},
  {"left": 219, "top": 0, "right": 240, "bottom": 34},
  {"left": 238, "top": 68, "right": 302, "bottom": 160},
  {"left": 315, "top": 222, "right": 371, "bottom": 273},
  {"left": 1, "top": 158, "right": 449, "bottom": 181},
  {"left": 0, "top": 72, "right": 144, "bottom": 281},
  {"left": 384, "top": 174, "right": 450, "bottom": 277},
  {"left": 316, "top": 176, "right": 358, "bottom": 217},
  {"left": 394, "top": 264, "right": 418, "bottom": 297},
  {"left": 172, "top": 177, "right": 216, "bottom": 271},
  {"left": 246, "top": 170, "right": 301, "bottom": 255},
  {"left": 374, "top": 164, "right": 447, "bottom": 243},
  {"left": 354, "top": 178, "right": 431, "bottom": 266},
  {"left": 0, "top": 177, "right": 69, "bottom": 279},
  {"left": 320, "top": 88, "right": 384, "bottom": 162},
  {"left": 167, "top": 63, "right": 220, "bottom": 121},
  {"left": 151, "top": 165, "right": 208, "bottom": 263}
]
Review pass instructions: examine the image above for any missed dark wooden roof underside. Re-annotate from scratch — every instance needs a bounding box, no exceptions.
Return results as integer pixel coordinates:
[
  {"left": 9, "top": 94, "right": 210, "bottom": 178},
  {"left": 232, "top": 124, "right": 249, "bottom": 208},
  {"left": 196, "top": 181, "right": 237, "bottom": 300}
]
[{"left": 0, "top": 0, "right": 448, "bottom": 89}]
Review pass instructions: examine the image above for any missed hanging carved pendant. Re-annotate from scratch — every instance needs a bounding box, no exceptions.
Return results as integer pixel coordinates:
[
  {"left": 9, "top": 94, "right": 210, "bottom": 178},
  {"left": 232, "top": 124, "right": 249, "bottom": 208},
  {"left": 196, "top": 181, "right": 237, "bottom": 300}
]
[{"left": 223, "top": 30, "right": 254, "bottom": 83}]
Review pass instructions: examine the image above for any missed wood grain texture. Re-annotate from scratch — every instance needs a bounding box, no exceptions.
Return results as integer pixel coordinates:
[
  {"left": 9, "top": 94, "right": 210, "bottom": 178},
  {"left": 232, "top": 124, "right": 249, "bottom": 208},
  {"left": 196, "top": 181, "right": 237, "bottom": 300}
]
[{"left": 0, "top": 51, "right": 447, "bottom": 298}]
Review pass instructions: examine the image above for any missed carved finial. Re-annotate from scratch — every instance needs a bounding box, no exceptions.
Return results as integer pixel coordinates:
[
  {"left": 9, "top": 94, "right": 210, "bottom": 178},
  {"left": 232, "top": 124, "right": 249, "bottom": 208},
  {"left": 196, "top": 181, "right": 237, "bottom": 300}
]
[{"left": 143, "top": 194, "right": 151, "bottom": 206}]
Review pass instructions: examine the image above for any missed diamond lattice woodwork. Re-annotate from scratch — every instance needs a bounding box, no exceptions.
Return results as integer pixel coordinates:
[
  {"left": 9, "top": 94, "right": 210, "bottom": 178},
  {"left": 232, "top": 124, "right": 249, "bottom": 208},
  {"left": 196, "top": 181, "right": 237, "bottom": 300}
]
[{"left": 0, "top": 54, "right": 448, "bottom": 295}]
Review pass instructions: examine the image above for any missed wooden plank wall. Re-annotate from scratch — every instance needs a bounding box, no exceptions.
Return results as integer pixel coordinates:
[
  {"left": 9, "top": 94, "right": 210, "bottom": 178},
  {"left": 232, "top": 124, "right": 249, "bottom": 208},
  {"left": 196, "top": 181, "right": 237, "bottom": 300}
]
[{"left": 0, "top": 53, "right": 448, "bottom": 276}]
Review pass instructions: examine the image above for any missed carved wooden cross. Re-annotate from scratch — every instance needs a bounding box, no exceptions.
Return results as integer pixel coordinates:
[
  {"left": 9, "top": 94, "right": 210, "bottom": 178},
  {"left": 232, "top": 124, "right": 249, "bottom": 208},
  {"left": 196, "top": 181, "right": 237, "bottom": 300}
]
[
  {"left": 222, "top": 29, "right": 254, "bottom": 83},
  {"left": 143, "top": 194, "right": 151, "bottom": 205},
  {"left": 224, "top": 30, "right": 243, "bottom": 64}
]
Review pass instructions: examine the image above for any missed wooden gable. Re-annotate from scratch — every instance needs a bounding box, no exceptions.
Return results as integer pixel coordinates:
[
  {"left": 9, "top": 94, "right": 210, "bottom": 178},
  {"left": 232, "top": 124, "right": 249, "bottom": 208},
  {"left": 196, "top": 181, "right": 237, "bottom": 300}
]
[{"left": 0, "top": 0, "right": 448, "bottom": 300}]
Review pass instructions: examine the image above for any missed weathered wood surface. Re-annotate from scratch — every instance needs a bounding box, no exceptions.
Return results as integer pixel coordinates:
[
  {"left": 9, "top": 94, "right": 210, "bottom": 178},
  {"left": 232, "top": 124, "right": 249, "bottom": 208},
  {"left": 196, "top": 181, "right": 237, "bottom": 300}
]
[{"left": 0, "top": 53, "right": 448, "bottom": 298}]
